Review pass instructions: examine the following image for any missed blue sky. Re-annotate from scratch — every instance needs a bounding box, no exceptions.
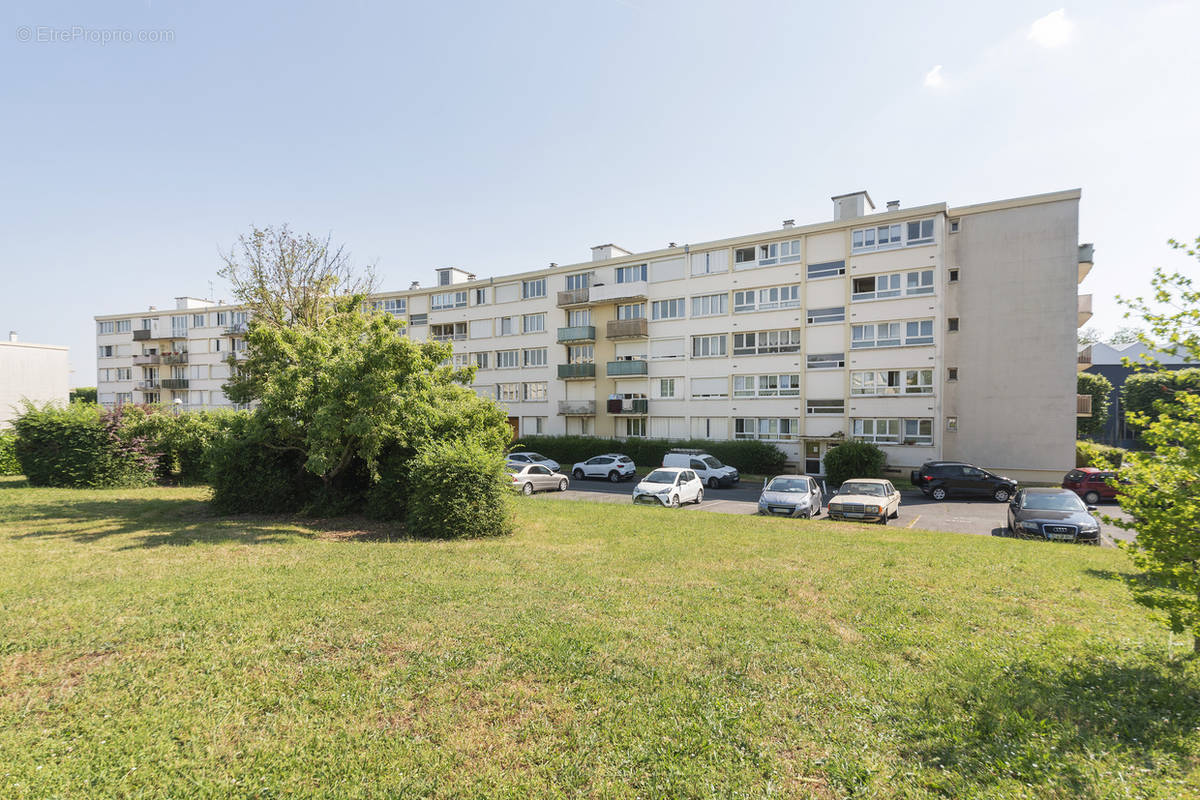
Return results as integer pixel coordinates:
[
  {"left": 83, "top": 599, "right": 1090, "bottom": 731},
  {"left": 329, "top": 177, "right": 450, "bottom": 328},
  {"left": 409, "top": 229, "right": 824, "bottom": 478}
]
[{"left": 3, "top": 0, "right": 1198, "bottom": 385}]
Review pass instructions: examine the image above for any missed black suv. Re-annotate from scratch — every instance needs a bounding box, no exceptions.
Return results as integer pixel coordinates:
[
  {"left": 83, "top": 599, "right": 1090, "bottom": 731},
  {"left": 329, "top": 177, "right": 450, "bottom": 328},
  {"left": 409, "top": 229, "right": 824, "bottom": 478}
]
[{"left": 910, "top": 461, "right": 1018, "bottom": 502}]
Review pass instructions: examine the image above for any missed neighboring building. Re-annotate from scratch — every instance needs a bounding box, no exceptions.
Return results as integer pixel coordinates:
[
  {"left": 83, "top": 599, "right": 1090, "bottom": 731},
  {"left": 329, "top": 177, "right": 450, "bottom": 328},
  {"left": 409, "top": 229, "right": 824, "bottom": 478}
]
[
  {"left": 1080, "top": 341, "right": 1199, "bottom": 448},
  {"left": 94, "top": 188, "right": 1090, "bottom": 481},
  {"left": 0, "top": 332, "right": 70, "bottom": 427}
]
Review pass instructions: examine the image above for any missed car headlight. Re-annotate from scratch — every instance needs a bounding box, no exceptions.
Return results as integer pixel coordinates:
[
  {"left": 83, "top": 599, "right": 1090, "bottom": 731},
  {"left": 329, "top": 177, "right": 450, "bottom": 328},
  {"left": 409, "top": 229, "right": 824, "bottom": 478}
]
[
  {"left": 1079, "top": 524, "right": 1100, "bottom": 533},
  {"left": 866, "top": 505, "right": 881, "bottom": 514},
  {"left": 829, "top": 503, "right": 842, "bottom": 511},
  {"left": 1018, "top": 521, "right": 1041, "bottom": 533}
]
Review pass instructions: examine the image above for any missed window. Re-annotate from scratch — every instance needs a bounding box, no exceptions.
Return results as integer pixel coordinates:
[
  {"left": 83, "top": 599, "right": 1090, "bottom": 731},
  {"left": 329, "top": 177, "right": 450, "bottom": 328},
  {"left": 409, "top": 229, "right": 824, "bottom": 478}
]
[
  {"left": 852, "top": 218, "right": 935, "bottom": 252},
  {"left": 116, "top": 319, "right": 131, "bottom": 333},
  {"left": 906, "top": 319, "right": 935, "bottom": 344},
  {"left": 117, "top": 367, "right": 132, "bottom": 381},
  {"left": 691, "top": 293, "right": 728, "bottom": 317},
  {"left": 735, "top": 418, "right": 800, "bottom": 441},
  {"left": 474, "top": 352, "right": 490, "bottom": 369},
  {"left": 567, "top": 309, "right": 591, "bottom": 326},
  {"left": 438, "top": 270, "right": 452, "bottom": 287},
  {"left": 497, "top": 383, "right": 520, "bottom": 402},
  {"left": 906, "top": 269, "right": 934, "bottom": 295},
  {"left": 498, "top": 316, "right": 515, "bottom": 336},
  {"left": 522, "top": 278, "right": 546, "bottom": 299},
  {"left": 615, "top": 264, "right": 647, "bottom": 283},
  {"left": 732, "top": 329, "right": 802, "bottom": 356},
  {"left": 409, "top": 313, "right": 428, "bottom": 326},
  {"left": 906, "top": 219, "right": 935, "bottom": 244},
  {"left": 852, "top": 274, "right": 901, "bottom": 301},
  {"left": 735, "top": 240, "right": 802, "bottom": 270},
  {"left": 852, "top": 322, "right": 901, "bottom": 349},
  {"left": 565, "top": 272, "right": 591, "bottom": 291},
  {"left": 807, "top": 260, "right": 846, "bottom": 279},
  {"left": 946, "top": 416, "right": 958, "bottom": 432},
  {"left": 807, "top": 353, "right": 844, "bottom": 370},
  {"left": 170, "top": 316, "right": 188, "bottom": 336},
  {"left": 567, "top": 345, "right": 593, "bottom": 364},
  {"left": 948, "top": 268, "right": 959, "bottom": 282},
  {"left": 211, "top": 338, "right": 223, "bottom": 353},
  {"left": 651, "top": 298, "right": 685, "bottom": 320},
  {"left": 98, "top": 345, "right": 114, "bottom": 358},
  {"left": 97, "top": 321, "right": 115, "bottom": 334},
  {"left": 378, "top": 297, "right": 407, "bottom": 315},
  {"left": 734, "top": 374, "right": 801, "bottom": 398},
  {"left": 807, "top": 306, "right": 845, "bottom": 324},
  {"left": 430, "top": 322, "right": 467, "bottom": 341},
  {"left": 116, "top": 392, "right": 132, "bottom": 405},
  {"left": 852, "top": 418, "right": 900, "bottom": 443},
  {"left": 949, "top": 219, "right": 960, "bottom": 233},
  {"left": 523, "top": 348, "right": 547, "bottom": 367},
  {"left": 691, "top": 335, "right": 727, "bottom": 358},
  {"left": 496, "top": 350, "right": 520, "bottom": 369},
  {"left": 735, "top": 285, "right": 802, "bottom": 313},
  {"left": 948, "top": 317, "right": 959, "bottom": 332},
  {"left": 523, "top": 382, "right": 548, "bottom": 401},
  {"left": 806, "top": 399, "right": 845, "bottom": 416},
  {"left": 617, "top": 303, "right": 645, "bottom": 320},
  {"left": 215, "top": 311, "right": 228, "bottom": 326},
  {"left": 733, "top": 290, "right": 755, "bottom": 313},
  {"left": 139, "top": 318, "right": 152, "bottom": 331},
  {"left": 903, "top": 418, "right": 934, "bottom": 445},
  {"left": 232, "top": 338, "right": 247, "bottom": 352},
  {"left": 523, "top": 313, "right": 546, "bottom": 333},
  {"left": 431, "top": 291, "right": 468, "bottom": 310},
  {"left": 625, "top": 418, "right": 646, "bottom": 438},
  {"left": 474, "top": 289, "right": 487, "bottom": 305},
  {"left": 947, "top": 367, "right": 958, "bottom": 381},
  {"left": 734, "top": 246, "right": 756, "bottom": 265},
  {"left": 192, "top": 314, "right": 205, "bottom": 328},
  {"left": 691, "top": 251, "right": 727, "bottom": 275},
  {"left": 658, "top": 378, "right": 676, "bottom": 398}
]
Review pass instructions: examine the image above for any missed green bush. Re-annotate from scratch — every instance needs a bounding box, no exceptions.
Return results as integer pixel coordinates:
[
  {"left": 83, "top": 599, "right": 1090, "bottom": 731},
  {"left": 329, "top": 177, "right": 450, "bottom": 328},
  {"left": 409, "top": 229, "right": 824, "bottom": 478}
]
[
  {"left": 0, "top": 431, "right": 20, "bottom": 476},
  {"left": 1121, "top": 368, "right": 1200, "bottom": 433},
  {"left": 404, "top": 437, "right": 513, "bottom": 539},
  {"left": 119, "top": 406, "right": 241, "bottom": 483},
  {"left": 513, "top": 436, "right": 787, "bottom": 475},
  {"left": 207, "top": 414, "right": 321, "bottom": 514},
  {"left": 1076, "top": 440, "right": 1127, "bottom": 469},
  {"left": 1076, "top": 372, "right": 1113, "bottom": 438},
  {"left": 68, "top": 387, "right": 97, "bottom": 404},
  {"left": 12, "top": 403, "right": 157, "bottom": 488},
  {"left": 822, "top": 440, "right": 886, "bottom": 489}
]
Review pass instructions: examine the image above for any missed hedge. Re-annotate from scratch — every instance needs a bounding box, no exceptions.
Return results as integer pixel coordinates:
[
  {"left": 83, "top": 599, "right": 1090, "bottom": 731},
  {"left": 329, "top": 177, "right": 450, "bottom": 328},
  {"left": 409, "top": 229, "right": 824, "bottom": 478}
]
[
  {"left": 12, "top": 403, "right": 157, "bottom": 488},
  {"left": 0, "top": 431, "right": 20, "bottom": 476},
  {"left": 405, "top": 437, "right": 513, "bottom": 539},
  {"left": 513, "top": 436, "right": 788, "bottom": 475},
  {"left": 1121, "top": 368, "right": 1200, "bottom": 433},
  {"left": 1076, "top": 372, "right": 1113, "bottom": 438},
  {"left": 822, "top": 440, "right": 886, "bottom": 489},
  {"left": 1076, "top": 440, "right": 1127, "bottom": 469},
  {"left": 207, "top": 414, "right": 321, "bottom": 515},
  {"left": 119, "top": 406, "right": 242, "bottom": 483}
]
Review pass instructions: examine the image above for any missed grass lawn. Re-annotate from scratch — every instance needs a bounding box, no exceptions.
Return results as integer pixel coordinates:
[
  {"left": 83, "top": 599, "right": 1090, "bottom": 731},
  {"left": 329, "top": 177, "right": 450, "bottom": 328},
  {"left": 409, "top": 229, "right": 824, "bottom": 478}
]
[{"left": 1, "top": 476, "right": 1197, "bottom": 799}]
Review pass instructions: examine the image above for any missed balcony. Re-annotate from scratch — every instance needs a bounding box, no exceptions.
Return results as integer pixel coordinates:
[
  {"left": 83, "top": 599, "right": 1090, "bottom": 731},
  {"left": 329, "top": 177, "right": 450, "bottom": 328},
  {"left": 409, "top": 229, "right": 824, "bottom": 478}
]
[
  {"left": 590, "top": 281, "right": 648, "bottom": 304},
  {"left": 161, "top": 378, "right": 189, "bottom": 390},
  {"left": 134, "top": 380, "right": 160, "bottom": 390},
  {"left": 556, "top": 325, "right": 596, "bottom": 344},
  {"left": 161, "top": 353, "right": 189, "bottom": 365},
  {"left": 1077, "top": 345, "right": 1092, "bottom": 370},
  {"left": 606, "top": 359, "right": 648, "bottom": 377},
  {"left": 557, "top": 400, "right": 596, "bottom": 416},
  {"left": 431, "top": 334, "right": 467, "bottom": 342},
  {"left": 1078, "top": 243, "right": 1094, "bottom": 284},
  {"left": 608, "top": 398, "right": 648, "bottom": 415},
  {"left": 223, "top": 323, "right": 248, "bottom": 336},
  {"left": 1078, "top": 294, "right": 1093, "bottom": 328},
  {"left": 1077, "top": 393, "right": 1093, "bottom": 417},
  {"left": 606, "top": 318, "right": 648, "bottom": 339},
  {"left": 132, "top": 329, "right": 152, "bottom": 341},
  {"left": 132, "top": 354, "right": 160, "bottom": 366},
  {"left": 557, "top": 363, "right": 596, "bottom": 380},
  {"left": 557, "top": 288, "right": 590, "bottom": 307}
]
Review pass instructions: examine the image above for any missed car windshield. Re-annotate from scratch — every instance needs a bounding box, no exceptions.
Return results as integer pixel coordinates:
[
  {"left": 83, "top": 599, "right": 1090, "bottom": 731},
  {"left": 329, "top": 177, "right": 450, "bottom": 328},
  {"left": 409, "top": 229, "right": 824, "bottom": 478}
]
[
  {"left": 644, "top": 470, "right": 677, "bottom": 484},
  {"left": 527, "top": 453, "right": 547, "bottom": 461},
  {"left": 840, "top": 482, "right": 885, "bottom": 497},
  {"left": 1021, "top": 493, "right": 1087, "bottom": 512},
  {"left": 703, "top": 456, "right": 723, "bottom": 469},
  {"left": 766, "top": 478, "right": 808, "bottom": 493}
]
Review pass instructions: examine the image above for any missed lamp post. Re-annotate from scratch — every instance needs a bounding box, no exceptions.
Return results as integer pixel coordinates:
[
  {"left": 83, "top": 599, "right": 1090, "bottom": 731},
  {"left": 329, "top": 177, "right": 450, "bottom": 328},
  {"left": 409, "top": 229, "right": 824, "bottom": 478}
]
[{"left": 173, "top": 397, "right": 183, "bottom": 417}]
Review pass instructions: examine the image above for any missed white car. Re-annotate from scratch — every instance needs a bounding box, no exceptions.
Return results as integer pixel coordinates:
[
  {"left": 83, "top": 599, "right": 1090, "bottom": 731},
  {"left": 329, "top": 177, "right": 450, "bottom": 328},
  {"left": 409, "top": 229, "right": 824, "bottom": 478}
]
[
  {"left": 661, "top": 450, "right": 739, "bottom": 489},
  {"left": 506, "top": 451, "right": 560, "bottom": 472},
  {"left": 571, "top": 453, "right": 636, "bottom": 482},
  {"left": 632, "top": 467, "right": 704, "bottom": 508},
  {"left": 826, "top": 478, "right": 902, "bottom": 525}
]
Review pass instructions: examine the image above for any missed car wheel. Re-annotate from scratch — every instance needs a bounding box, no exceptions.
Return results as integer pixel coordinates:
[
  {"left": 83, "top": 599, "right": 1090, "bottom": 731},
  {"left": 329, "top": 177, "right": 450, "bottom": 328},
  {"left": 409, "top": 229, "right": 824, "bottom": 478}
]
[
  {"left": 522, "top": 482, "right": 534, "bottom": 496},
  {"left": 670, "top": 494, "right": 680, "bottom": 508},
  {"left": 558, "top": 479, "right": 568, "bottom": 492},
  {"left": 572, "top": 469, "right": 584, "bottom": 479},
  {"left": 931, "top": 486, "right": 948, "bottom": 501},
  {"left": 707, "top": 477, "right": 718, "bottom": 489},
  {"left": 608, "top": 471, "right": 619, "bottom": 483},
  {"left": 878, "top": 517, "right": 888, "bottom": 525},
  {"left": 1083, "top": 491, "right": 1100, "bottom": 505},
  {"left": 993, "top": 487, "right": 1011, "bottom": 503},
  {"left": 890, "top": 509, "right": 899, "bottom": 520},
  {"left": 695, "top": 489, "right": 704, "bottom": 504}
]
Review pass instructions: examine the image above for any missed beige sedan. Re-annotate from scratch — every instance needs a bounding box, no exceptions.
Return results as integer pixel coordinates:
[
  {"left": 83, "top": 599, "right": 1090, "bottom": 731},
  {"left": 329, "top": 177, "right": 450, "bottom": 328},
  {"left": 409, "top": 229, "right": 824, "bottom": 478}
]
[
  {"left": 827, "top": 478, "right": 902, "bottom": 524},
  {"left": 508, "top": 463, "right": 570, "bottom": 495}
]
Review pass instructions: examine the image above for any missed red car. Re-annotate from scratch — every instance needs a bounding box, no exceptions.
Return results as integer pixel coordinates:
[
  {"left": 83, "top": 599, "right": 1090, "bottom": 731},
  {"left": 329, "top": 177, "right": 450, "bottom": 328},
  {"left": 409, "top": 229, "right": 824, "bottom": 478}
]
[{"left": 1062, "top": 467, "right": 1121, "bottom": 505}]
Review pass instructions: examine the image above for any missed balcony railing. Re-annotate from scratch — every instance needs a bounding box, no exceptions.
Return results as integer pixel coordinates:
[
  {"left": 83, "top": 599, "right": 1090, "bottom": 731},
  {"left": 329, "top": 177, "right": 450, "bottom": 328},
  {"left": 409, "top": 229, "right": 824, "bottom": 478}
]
[
  {"left": 134, "top": 380, "right": 160, "bottom": 390},
  {"left": 606, "top": 359, "right": 648, "bottom": 377},
  {"left": 132, "top": 329, "right": 152, "bottom": 341},
  {"left": 1077, "top": 345, "right": 1092, "bottom": 369},
  {"left": 606, "top": 318, "right": 648, "bottom": 339},
  {"left": 556, "top": 325, "right": 596, "bottom": 343},
  {"left": 557, "top": 288, "right": 590, "bottom": 307},
  {"left": 608, "top": 398, "right": 648, "bottom": 415},
  {"left": 132, "top": 354, "right": 160, "bottom": 366},
  {"left": 590, "top": 281, "right": 648, "bottom": 303},
  {"left": 557, "top": 363, "right": 596, "bottom": 380},
  {"left": 223, "top": 323, "right": 248, "bottom": 335},
  {"left": 1077, "top": 393, "right": 1093, "bottom": 417},
  {"left": 161, "top": 353, "right": 189, "bottom": 365},
  {"left": 431, "top": 334, "right": 467, "bottom": 342},
  {"left": 161, "top": 378, "right": 189, "bottom": 390},
  {"left": 557, "top": 400, "right": 596, "bottom": 416}
]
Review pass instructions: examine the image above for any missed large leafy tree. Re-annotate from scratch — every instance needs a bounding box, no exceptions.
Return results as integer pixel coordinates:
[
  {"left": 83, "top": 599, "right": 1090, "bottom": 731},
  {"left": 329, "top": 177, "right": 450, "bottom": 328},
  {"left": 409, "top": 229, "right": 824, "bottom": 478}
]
[
  {"left": 1076, "top": 371, "right": 1113, "bottom": 439},
  {"left": 1112, "top": 236, "right": 1200, "bottom": 652}
]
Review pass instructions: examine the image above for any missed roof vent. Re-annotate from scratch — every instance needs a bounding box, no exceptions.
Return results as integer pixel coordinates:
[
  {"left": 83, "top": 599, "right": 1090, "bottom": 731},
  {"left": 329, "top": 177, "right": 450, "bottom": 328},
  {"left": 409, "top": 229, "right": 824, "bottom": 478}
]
[
  {"left": 8, "top": 331, "right": 17, "bottom": 343},
  {"left": 782, "top": 219, "right": 795, "bottom": 229},
  {"left": 886, "top": 200, "right": 900, "bottom": 212},
  {"left": 409, "top": 281, "right": 420, "bottom": 291}
]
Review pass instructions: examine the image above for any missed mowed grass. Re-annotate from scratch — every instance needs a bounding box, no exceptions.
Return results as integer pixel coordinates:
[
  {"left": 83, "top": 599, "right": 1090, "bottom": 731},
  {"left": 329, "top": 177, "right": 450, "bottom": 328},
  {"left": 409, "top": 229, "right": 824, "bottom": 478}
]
[{"left": 0, "top": 476, "right": 1198, "bottom": 799}]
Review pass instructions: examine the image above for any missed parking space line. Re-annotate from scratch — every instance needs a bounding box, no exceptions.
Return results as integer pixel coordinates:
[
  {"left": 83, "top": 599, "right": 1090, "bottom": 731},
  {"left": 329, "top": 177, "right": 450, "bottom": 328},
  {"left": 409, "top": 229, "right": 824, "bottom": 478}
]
[{"left": 905, "top": 515, "right": 921, "bottom": 529}]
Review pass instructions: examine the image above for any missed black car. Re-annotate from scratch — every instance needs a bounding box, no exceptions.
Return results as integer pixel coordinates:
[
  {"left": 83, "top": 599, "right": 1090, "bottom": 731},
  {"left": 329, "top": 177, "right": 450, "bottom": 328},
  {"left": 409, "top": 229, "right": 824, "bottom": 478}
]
[
  {"left": 910, "top": 461, "right": 1017, "bottom": 502},
  {"left": 1006, "top": 487, "right": 1102, "bottom": 544}
]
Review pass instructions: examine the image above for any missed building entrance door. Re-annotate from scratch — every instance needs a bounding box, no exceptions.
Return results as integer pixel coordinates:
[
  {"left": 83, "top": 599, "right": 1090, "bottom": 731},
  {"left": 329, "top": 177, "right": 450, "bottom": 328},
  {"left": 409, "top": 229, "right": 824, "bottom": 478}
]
[
  {"left": 804, "top": 441, "right": 824, "bottom": 476},
  {"left": 507, "top": 416, "right": 520, "bottom": 440}
]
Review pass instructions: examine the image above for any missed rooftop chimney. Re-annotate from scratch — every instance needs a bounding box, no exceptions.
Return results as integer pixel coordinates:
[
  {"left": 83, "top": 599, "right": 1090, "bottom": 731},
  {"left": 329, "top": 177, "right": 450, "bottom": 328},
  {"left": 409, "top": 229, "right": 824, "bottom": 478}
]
[
  {"left": 782, "top": 219, "right": 795, "bottom": 229},
  {"left": 831, "top": 191, "right": 875, "bottom": 221},
  {"left": 8, "top": 331, "right": 17, "bottom": 343},
  {"left": 409, "top": 281, "right": 420, "bottom": 291},
  {"left": 886, "top": 200, "right": 900, "bottom": 212},
  {"left": 591, "top": 243, "right": 633, "bottom": 262}
]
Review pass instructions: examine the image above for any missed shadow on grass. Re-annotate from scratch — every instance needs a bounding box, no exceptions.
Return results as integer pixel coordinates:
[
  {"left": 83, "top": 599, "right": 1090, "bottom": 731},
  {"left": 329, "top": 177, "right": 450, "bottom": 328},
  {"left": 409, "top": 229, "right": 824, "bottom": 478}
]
[
  {"left": 900, "top": 654, "right": 1200, "bottom": 793},
  {"left": 5, "top": 494, "right": 407, "bottom": 549}
]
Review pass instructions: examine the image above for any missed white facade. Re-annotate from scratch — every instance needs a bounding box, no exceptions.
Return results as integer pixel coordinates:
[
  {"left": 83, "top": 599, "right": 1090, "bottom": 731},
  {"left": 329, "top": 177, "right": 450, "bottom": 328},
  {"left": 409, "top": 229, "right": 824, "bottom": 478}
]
[
  {"left": 0, "top": 336, "right": 70, "bottom": 428},
  {"left": 94, "top": 189, "right": 1090, "bottom": 480}
]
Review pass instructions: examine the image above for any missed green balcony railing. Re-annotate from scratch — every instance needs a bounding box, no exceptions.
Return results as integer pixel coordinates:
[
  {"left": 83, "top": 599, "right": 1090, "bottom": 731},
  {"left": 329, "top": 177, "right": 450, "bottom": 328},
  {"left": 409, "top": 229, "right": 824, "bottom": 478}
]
[
  {"left": 611, "top": 398, "right": 649, "bottom": 414},
  {"left": 557, "top": 363, "right": 596, "bottom": 380},
  {"left": 556, "top": 325, "right": 596, "bottom": 343},
  {"left": 605, "top": 359, "right": 648, "bottom": 377},
  {"left": 161, "top": 378, "right": 189, "bottom": 390}
]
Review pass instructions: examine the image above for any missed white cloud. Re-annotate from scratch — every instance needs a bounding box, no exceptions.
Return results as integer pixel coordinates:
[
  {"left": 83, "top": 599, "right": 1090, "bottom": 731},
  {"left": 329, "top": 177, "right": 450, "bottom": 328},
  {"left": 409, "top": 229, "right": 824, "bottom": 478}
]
[
  {"left": 923, "top": 64, "right": 945, "bottom": 88},
  {"left": 1027, "top": 9, "right": 1076, "bottom": 48}
]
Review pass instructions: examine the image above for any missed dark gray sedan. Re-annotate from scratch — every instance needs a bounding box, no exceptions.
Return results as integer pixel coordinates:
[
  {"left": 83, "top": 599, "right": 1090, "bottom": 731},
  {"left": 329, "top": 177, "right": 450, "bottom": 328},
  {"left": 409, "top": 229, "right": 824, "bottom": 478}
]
[{"left": 1006, "top": 487, "right": 1102, "bottom": 544}]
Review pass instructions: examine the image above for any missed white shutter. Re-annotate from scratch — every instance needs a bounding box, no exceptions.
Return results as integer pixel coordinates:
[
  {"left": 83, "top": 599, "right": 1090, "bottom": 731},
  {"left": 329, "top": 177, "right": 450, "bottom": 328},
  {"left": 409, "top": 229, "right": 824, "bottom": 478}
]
[
  {"left": 649, "top": 417, "right": 670, "bottom": 438},
  {"left": 614, "top": 342, "right": 646, "bottom": 359},
  {"left": 649, "top": 338, "right": 685, "bottom": 359},
  {"left": 690, "top": 377, "right": 728, "bottom": 398},
  {"left": 470, "top": 319, "right": 491, "bottom": 338},
  {"left": 650, "top": 257, "right": 685, "bottom": 282}
]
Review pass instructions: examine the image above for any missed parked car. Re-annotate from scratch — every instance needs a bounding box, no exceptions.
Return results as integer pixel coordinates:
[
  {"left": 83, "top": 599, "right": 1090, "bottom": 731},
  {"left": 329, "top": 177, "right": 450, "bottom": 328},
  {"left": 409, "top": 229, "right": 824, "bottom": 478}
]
[
  {"left": 910, "top": 461, "right": 1017, "bottom": 502},
  {"left": 571, "top": 453, "right": 636, "bottom": 482},
  {"left": 1007, "top": 487, "right": 1101, "bottom": 544},
  {"left": 632, "top": 467, "right": 704, "bottom": 507},
  {"left": 662, "top": 449, "right": 739, "bottom": 488},
  {"left": 826, "top": 479, "right": 901, "bottom": 524},
  {"left": 507, "top": 463, "right": 569, "bottom": 495},
  {"left": 506, "top": 451, "right": 560, "bottom": 472},
  {"left": 757, "top": 475, "right": 823, "bottom": 519},
  {"left": 1062, "top": 467, "right": 1124, "bottom": 505}
]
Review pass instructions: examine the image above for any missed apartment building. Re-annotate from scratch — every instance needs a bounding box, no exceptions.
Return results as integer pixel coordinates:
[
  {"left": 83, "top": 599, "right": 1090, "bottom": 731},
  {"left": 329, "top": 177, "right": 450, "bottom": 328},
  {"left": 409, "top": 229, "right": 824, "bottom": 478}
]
[
  {"left": 1, "top": 332, "right": 70, "bottom": 427},
  {"left": 95, "top": 188, "right": 1091, "bottom": 481}
]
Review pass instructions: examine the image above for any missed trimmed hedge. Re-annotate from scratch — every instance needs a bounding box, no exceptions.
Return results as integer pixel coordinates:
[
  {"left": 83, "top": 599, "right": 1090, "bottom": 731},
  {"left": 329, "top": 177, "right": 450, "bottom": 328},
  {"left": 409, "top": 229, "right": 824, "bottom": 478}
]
[
  {"left": 0, "top": 431, "right": 19, "bottom": 476},
  {"left": 822, "top": 440, "right": 886, "bottom": 489},
  {"left": 405, "top": 437, "right": 513, "bottom": 539},
  {"left": 513, "top": 436, "right": 787, "bottom": 475},
  {"left": 1076, "top": 440, "right": 1127, "bottom": 469},
  {"left": 12, "top": 403, "right": 157, "bottom": 488}
]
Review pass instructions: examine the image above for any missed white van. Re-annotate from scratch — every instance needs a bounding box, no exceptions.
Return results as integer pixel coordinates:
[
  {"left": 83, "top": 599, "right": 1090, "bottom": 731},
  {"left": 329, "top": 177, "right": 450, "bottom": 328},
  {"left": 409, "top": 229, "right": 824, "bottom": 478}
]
[{"left": 661, "top": 449, "right": 739, "bottom": 489}]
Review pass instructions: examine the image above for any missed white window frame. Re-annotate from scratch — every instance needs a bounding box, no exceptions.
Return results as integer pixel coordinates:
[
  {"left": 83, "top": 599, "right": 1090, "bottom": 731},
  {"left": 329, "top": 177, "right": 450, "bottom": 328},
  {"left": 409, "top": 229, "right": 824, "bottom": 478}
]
[
  {"left": 523, "top": 382, "right": 548, "bottom": 401},
  {"left": 615, "top": 264, "right": 647, "bottom": 283},
  {"left": 431, "top": 291, "right": 468, "bottom": 311},
  {"left": 806, "top": 353, "right": 845, "bottom": 370},
  {"left": 807, "top": 260, "right": 846, "bottom": 279},
  {"left": 522, "top": 278, "right": 546, "bottom": 300},
  {"left": 523, "top": 313, "right": 546, "bottom": 334},
  {"left": 691, "top": 293, "right": 728, "bottom": 317},
  {"left": 732, "top": 329, "right": 802, "bottom": 356},
  {"left": 806, "top": 306, "right": 845, "bottom": 324},
  {"left": 496, "top": 383, "right": 520, "bottom": 402},
  {"left": 852, "top": 418, "right": 901, "bottom": 444},
  {"left": 903, "top": 418, "right": 934, "bottom": 445},
  {"left": 691, "top": 335, "right": 727, "bottom": 358},
  {"left": 523, "top": 348, "right": 547, "bottom": 367},
  {"left": 496, "top": 349, "right": 520, "bottom": 369},
  {"left": 806, "top": 399, "right": 845, "bottom": 416},
  {"left": 567, "top": 344, "right": 594, "bottom": 364},
  {"left": 651, "top": 298, "right": 685, "bottom": 320},
  {"left": 617, "top": 303, "right": 645, "bottom": 320}
]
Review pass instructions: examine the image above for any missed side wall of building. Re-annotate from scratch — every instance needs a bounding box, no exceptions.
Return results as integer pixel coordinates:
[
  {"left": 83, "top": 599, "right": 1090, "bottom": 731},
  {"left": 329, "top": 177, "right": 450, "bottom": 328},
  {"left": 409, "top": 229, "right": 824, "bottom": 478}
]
[{"left": 0, "top": 342, "right": 70, "bottom": 428}]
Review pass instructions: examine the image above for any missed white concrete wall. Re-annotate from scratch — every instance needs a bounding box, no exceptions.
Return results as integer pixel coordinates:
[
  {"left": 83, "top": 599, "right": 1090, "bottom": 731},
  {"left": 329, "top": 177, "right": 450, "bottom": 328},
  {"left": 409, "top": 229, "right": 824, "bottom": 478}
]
[{"left": 0, "top": 342, "right": 70, "bottom": 427}]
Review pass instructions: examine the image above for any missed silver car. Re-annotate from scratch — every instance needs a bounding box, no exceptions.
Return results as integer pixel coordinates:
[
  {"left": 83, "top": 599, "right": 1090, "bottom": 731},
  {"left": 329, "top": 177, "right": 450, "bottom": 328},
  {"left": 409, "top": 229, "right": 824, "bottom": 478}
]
[
  {"left": 757, "top": 475, "right": 823, "bottom": 518},
  {"left": 508, "top": 463, "right": 569, "bottom": 495},
  {"left": 506, "top": 451, "right": 561, "bottom": 472}
]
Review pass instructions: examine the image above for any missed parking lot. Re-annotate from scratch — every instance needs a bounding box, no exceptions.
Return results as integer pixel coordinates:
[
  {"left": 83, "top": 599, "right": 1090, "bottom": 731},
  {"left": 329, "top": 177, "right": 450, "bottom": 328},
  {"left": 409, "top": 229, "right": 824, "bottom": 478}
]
[{"left": 550, "top": 476, "right": 1134, "bottom": 545}]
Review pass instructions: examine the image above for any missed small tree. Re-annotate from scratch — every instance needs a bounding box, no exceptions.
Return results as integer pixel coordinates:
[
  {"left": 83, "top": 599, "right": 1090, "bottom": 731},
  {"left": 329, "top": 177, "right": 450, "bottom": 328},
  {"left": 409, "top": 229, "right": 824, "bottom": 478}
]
[
  {"left": 405, "top": 436, "right": 513, "bottom": 539},
  {"left": 1121, "top": 368, "right": 1200, "bottom": 434},
  {"left": 1076, "top": 371, "right": 1113, "bottom": 439},
  {"left": 69, "top": 387, "right": 97, "bottom": 404},
  {"left": 823, "top": 440, "right": 886, "bottom": 489}
]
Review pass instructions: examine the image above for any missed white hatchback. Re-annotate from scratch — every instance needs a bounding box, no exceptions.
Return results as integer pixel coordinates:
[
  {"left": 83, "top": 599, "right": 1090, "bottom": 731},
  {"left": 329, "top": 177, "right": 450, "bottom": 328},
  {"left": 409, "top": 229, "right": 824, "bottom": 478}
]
[
  {"left": 571, "top": 453, "right": 636, "bottom": 482},
  {"left": 632, "top": 467, "right": 704, "bottom": 508}
]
